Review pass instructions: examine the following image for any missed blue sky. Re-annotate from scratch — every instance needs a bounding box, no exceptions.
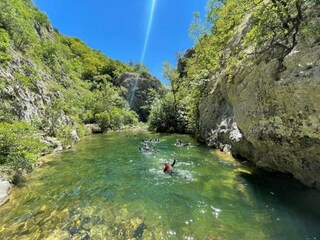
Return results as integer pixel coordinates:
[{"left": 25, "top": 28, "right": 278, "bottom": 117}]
[{"left": 33, "top": 0, "right": 208, "bottom": 83}]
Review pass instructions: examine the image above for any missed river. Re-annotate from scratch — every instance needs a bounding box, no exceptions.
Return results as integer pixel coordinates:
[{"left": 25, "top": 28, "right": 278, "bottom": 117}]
[{"left": 0, "top": 131, "right": 320, "bottom": 239}]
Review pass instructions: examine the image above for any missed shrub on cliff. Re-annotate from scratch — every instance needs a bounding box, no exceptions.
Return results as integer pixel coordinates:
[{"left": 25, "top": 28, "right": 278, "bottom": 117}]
[
  {"left": 0, "top": 29, "right": 10, "bottom": 64},
  {"left": 0, "top": 121, "right": 44, "bottom": 171}
]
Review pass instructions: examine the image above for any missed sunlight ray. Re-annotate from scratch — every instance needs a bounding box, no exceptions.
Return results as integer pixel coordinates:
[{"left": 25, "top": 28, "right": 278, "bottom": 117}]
[{"left": 141, "top": 0, "right": 157, "bottom": 64}]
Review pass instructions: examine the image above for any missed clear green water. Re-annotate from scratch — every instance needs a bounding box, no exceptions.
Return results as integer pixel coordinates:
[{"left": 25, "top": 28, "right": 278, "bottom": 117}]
[{"left": 1, "top": 131, "right": 320, "bottom": 240}]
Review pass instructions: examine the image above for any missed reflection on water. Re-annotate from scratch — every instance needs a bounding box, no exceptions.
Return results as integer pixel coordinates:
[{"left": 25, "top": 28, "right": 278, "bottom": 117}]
[{"left": 0, "top": 131, "right": 320, "bottom": 239}]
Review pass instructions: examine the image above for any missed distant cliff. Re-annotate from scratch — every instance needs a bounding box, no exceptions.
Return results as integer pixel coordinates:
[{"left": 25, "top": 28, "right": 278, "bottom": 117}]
[{"left": 115, "top": 72, "right": 162, "bottom": 122}]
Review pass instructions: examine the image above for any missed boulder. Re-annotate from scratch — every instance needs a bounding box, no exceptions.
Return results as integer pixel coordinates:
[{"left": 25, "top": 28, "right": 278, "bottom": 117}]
[{"left": 0, "top": 177, "right": 11, "bottom": 206}]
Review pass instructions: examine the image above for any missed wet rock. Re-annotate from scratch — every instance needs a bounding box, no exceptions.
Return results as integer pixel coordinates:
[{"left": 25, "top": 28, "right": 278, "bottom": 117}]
[
  {"left": 133, "top": 222, "right": 147, "bottom": 239},
  {"left": 85, "top": 124, "right": 103, "bottom": 134}
]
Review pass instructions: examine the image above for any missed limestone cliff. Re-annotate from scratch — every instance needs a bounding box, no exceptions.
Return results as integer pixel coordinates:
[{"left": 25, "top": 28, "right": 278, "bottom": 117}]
[
  {"left": 198, "top": 1, "right": 320, "bottom": 189},
  {"left": 198, "top": 29, "right": 320, "bottom": 189}
]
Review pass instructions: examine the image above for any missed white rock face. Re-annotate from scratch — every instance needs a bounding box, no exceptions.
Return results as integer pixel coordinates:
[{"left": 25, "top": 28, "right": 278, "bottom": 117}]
[
  {"left": 0, "top": 177, "right": 11, "bottom": 206},
  {"left": 199, "top": 42, "right": 320, "bottom": 189}
]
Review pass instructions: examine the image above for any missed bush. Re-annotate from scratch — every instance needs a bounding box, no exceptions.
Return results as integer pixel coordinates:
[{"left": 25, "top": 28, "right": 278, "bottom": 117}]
[
  {"left": 0, "top": 121, "right": 43, "bottom": 171},
  {"left": 13, "top": 72, "right": 37, "bottom": 90},
  {"left": 0, "top": 28, "right": 10, "bottom": 64},
  {"left": 148, "top": 93, "right": 188, "bottom": 133},
  {"left": 56, "top": 125, "right": 74, "bottom": 147}
]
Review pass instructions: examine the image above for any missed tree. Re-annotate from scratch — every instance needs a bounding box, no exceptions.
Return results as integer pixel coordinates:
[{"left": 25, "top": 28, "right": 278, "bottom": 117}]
[
  {"left": 189, "top": 12, "right": 210, "bottom": 43},
  {"left": 163, "top": 61, "right": 180, "bottom": 122}
]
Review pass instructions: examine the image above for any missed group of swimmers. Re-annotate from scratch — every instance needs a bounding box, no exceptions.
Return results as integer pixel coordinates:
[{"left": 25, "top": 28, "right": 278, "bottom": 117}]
[
  {"left": 143, "top": 138, "right": 160, "bottom": 143},
  {"left": 138, "top": 143, "right": 159, "bottom": 152},
  {"left": 138, "top": 137, "right": 178, "bottom": 175}
]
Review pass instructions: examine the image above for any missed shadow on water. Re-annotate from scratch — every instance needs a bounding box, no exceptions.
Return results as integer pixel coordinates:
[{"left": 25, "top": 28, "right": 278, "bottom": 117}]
[{"left": 238, "top": 168, "right": 320, "bottom": 239}]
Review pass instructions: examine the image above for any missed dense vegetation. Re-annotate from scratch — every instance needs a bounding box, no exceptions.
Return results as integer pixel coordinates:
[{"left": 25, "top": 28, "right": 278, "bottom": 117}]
[
  {"left": 0, "top": 0, "right": 141, "bottom": 174},
  {"left": 148, "top": 0, "right": 320, "bottom": 134}
]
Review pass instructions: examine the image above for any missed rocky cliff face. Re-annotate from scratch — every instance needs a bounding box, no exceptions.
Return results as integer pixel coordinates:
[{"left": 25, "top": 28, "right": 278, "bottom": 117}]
[
  {"left": 115, "top": 72, "right": 162, "bottom": 122},
  {"left": 198, "top": 40, "right": 320, "bottom": 188},
  {"left": 0, "top": 53, "right": 78, "bottom": 151},
  {"left": 1, "top": 56, "right": 63, "bottom": 123}
]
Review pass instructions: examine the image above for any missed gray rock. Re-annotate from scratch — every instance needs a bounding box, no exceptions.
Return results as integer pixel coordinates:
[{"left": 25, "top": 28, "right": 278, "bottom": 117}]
[
  {"left": 199, "top": 40, "right": 320, "bottom": 188},
  {"left": 0, "top": 177, "right": 11, "bottom": 206},
  {"left": 115, "top": 72, "right": 162, "bottom": 122},
  {"left": 85, "top": 124, "right": 103, "bottom": 134},
  {"left": 71, "top": 130, "right": 80, "bottom": 142},
  {"left": 42, "top": 136, "right": 63, "bottom": 152}
]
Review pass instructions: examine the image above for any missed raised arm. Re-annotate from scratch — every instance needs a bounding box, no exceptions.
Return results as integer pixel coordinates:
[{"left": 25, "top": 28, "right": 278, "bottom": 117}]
[{"left": 171, "top": 158, "right": 176, "bottom": 167}]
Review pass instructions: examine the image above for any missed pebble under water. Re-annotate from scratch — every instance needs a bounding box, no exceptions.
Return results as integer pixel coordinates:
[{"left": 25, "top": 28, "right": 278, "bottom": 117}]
[{"left": 0, "top": 131, "right": 320, "bottom": 240}]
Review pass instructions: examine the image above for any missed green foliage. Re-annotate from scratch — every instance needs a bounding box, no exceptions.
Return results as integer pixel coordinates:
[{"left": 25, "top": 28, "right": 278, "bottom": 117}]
[
  {"left": 13, "top": 72, "right": 37, "bottom": 90},
  {"left": 148, "top": 62, "right": 189, "bottom": 133},
  {"left": 13, "top": 72, "right": 35, "bottom": 89},
  {"left": 0, "top": 28, "right": 10, "bottom": 64},
  {"left": 0, "top": 122, "right": 44, "bottom": 171},
  {"left": 148, "top": 91, "right": 188, "bottom": 133},
  {"left": 188, "top": 0, "right": 313, "bottom": 77},
  {"left": 33, "top": 11, "right": 50, "bottom": 28},
  {"left": 189, "top": 12, "right": 210, "bottom": 43},
  {"left": 0, "top": 0, "right": 40, "bottom": 52},
  {"left": 83, "top": 83, "right": 138, "bottom": 131},
  {"left": 56, "top": 125, "right": 74, "bottom": 147},
  {"left": 128, "top": 62, "right": 149, "bottom": 74}
]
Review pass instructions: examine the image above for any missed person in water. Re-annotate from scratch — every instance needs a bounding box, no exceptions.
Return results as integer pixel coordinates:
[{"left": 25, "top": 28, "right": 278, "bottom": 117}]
[
  {"left": 163, "top": 157, "right": 176, "bottom": 175},
  {"left": 145, "top": 143, "right": 150, "bottom": 151}
]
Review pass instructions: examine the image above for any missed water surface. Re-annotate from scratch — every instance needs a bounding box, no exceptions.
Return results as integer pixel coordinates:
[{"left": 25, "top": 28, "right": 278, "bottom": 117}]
[{"left": 0, "top": 131, "right": 320, "bottom": 239}]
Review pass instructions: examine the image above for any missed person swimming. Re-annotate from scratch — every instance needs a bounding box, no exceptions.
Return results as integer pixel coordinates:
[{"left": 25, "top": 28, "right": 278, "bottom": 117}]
[
  {"left": 163, "top": 157, "right": 176, "bottom": 175},
  {"left": 145, "top": 144, "right": 150, "bottom": 151}
]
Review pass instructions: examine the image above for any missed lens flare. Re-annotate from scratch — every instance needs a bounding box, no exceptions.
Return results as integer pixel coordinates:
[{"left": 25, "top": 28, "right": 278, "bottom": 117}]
[
  {"left": 130, "top": 0, "right": 157, "bottom": 107},
  {"left": 141, "top": 0, "right": 157, "bottom": 64}
]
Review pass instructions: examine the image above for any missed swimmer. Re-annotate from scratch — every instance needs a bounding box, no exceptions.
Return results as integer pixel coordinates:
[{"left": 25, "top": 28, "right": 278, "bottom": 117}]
[
  {"left": 163, "top": 157, "right": 176, "bottom": 175},
  {"left": 145, "top": 144, "right": 150, "bottom": 151}
]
